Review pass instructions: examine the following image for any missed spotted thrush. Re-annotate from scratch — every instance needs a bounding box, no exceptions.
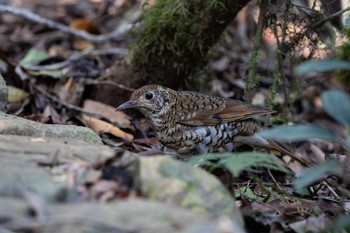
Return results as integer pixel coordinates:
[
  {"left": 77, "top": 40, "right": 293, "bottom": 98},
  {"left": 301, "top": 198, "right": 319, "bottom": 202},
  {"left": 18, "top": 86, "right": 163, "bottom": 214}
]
[{"left": 116, "top": 84, "right": 286, "bottom": 157}]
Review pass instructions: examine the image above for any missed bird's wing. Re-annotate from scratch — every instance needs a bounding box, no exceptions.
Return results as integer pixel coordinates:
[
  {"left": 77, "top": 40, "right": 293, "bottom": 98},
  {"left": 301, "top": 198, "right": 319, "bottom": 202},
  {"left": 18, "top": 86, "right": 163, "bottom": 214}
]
[{"left": 176, "top": 92, "right": 273, "bottom": 126}]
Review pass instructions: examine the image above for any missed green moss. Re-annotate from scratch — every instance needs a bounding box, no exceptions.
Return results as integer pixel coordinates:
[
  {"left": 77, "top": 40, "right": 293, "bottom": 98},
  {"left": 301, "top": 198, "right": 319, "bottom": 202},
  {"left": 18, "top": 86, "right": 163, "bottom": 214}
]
[
  {"left": 133, "top": 0, "right": 222, "bottom": 64},
  {"left": 130, "top": 0, "right": 242, "bottom": 87},
  {"left": 336, "top": 24, "right": 350, "bottom": 93},
  {"left": 79, "top": 127, "right": 102, "bottom": 144}
]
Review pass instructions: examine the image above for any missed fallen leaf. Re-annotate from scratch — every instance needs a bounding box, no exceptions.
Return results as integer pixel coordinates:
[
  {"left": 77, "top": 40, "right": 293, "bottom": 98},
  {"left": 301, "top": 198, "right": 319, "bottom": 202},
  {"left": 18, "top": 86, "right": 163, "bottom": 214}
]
[
  {"left": 19, "top": 48, "right": 47, "bottom": 68},
  {"left": 82, "top": 114, "right": 133, "bottom": 141},
  {"left": 54, "top": 77, "right": 85, "bottom": 105},
  {"left": 8, "top": 85, "right": 29, "bottom": 103},
  {"left": 70, "top": 19, "right": 99, "bottom": 50},
  {"left": 70, "top": 19, "right": 100, "bottom": 35},
  {"left": 83, "top": 99, "right": 133, "bottom": 130}
]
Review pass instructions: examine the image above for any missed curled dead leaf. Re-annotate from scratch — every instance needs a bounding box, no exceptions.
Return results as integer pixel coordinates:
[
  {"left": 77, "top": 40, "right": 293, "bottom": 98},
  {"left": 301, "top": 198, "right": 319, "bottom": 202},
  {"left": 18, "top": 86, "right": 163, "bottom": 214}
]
[
  {"left": 83, "top": 99, "right": 133, "bottom": 130},
  {"left": 82, "top": 114, "right": 133, "bottom": 141}
]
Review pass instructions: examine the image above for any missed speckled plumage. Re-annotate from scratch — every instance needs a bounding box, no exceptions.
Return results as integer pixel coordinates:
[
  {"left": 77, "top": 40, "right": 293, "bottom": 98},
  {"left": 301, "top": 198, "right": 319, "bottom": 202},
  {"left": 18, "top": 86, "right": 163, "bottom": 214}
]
[{"left": 116, "top": 85, "right": 273, "bottom": 156}]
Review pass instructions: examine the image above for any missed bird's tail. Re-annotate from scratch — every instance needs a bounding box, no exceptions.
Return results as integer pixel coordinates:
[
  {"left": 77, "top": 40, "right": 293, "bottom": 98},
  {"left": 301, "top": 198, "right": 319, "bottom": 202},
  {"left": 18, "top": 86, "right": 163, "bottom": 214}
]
[{"left": 235, "top": 135, "right": 311, "bottom": 167}]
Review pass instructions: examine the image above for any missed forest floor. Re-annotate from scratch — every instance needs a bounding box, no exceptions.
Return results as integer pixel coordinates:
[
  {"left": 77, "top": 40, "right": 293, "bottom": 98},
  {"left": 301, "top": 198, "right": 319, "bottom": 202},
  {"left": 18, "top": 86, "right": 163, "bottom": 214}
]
[{"left": 0, "top": 0, "right": 349, "bottom": 233}]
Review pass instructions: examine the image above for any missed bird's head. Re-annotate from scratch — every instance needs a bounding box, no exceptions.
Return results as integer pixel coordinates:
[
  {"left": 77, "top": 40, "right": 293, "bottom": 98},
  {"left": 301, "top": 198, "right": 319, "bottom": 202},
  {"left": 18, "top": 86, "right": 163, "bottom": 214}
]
[{"left": 116, "top": 85, "right": 176, "bottom": 119}]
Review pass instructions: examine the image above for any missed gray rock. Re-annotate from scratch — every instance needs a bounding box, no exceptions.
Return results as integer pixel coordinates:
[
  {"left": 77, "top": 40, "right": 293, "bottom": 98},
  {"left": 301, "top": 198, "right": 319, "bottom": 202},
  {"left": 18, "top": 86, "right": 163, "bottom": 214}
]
[
  {"left": 0, "top": 74, "right": 8, "bottom": 112},
  {"left": 0, "top": 134, "right": 116, "bottom": 201},
  {"left": 138, "top": 156, "right": 244, "bottom": 227},
  {"left": 0, "top": 112, "right": 101, "bottom": 144},
  {"left": 0, "top": 156, "right": 63, "bottom": 201},
  {"left": 1, "top": 197, "right": 229, "bottom": 233}
]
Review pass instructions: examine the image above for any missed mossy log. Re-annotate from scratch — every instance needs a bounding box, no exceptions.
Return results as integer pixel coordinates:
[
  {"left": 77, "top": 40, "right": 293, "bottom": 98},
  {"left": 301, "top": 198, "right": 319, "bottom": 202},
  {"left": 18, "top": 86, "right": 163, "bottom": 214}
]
[{"left": 114, "top": 0, "right": 251, "bottom": 90}]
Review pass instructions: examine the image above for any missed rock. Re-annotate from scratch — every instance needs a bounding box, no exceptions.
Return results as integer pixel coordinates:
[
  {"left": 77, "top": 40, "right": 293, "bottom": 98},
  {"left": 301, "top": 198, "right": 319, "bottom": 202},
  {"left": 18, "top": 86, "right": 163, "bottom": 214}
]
[
  {"left": 0, "top": 74, "right": 8, "bottom": 112},
  {"left": 0, "top": 155, "right": 64, "bottom": 201},
  {"left": 0, "top": 134, "right": 115, "bottom": 163},
  {"left": 138, "top": 156, "right": 244, "bottom": 226},
  {"left": 0, "top": 112, "right": 101, "bottom": 144},
  {"left": 0, "top": 134, "right": 116, "bottom": 201},
  {"left": 1, "top": 197, "right": 230, "bottom": 233}
]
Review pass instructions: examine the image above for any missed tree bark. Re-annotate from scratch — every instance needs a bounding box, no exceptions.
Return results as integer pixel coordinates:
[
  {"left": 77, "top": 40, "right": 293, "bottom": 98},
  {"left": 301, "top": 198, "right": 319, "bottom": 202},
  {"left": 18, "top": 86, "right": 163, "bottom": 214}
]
[{"left": 114, "top": 0, "right": 251, "bottom": 90}]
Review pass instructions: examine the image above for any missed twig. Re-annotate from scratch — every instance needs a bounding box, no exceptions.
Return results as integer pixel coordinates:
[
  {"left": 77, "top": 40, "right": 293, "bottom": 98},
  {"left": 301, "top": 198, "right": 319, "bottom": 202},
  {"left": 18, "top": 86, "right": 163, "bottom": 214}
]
[
  {"left": 33, "top": 85, "right": 109, "bottom": 119},
  {"left": 84, "top": 79, "right": 135, "bottom": 92},
  {"left": 322, "top": 180, "right": 340, "bottom": 201},
  {"left": 267, "top": 168, "right": 278, "bottom": 184},
  {"left": 291, "top": 4, "right": 350, "bottom": 27},
  {"left": 29, "top": 48, "right": 128, "bottom": 71},
  {"left": 280, "top": 6, "right": 350, "bottom": 57},
  {"left": 0, "top": 4, "right": 133, "bottom": 42}
]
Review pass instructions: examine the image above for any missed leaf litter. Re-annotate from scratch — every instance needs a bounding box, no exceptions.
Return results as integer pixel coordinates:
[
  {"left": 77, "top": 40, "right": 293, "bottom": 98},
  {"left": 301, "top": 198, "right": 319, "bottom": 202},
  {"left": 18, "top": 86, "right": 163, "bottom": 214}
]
[{"left": 0, "top": 0, "right": 349, "bottom": 232}]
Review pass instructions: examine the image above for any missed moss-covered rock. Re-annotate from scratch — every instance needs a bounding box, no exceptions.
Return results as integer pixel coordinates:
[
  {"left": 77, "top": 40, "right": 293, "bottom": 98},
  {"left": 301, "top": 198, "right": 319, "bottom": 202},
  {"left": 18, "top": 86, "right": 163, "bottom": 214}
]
[{"left": 0, "top": 112, "right": 102, "bottom": 144}]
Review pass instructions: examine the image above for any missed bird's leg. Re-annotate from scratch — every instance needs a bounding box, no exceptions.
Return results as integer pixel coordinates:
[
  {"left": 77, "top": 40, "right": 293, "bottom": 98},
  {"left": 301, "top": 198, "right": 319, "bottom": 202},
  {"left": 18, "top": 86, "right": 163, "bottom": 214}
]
[
  {"left": 163, "top": 147, "right": 180, "bottom": 158},
  {"left": 195, "top": 143, "right": 212, "bottom": 155}
]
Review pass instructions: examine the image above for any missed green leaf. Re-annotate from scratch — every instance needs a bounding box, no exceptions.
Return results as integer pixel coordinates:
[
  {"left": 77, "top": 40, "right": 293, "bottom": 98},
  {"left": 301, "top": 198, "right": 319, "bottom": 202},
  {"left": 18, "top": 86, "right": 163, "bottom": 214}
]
[
  {"left": 188, "top": 152, "right": 289, "bottom": 177},
  {"left": 295, "top": 59, "right": 350, "bottom": 75},
  {"left": 30, "top": 69, "right": 66, "bottom": 78},
  {"left": 188, "top": 153, "right": 226, "bottom": 167},
  {"left": 322, "top": 90, "right": 350, "bottom": 128},
  {"left": 346, "top": 136, "right": 350, "bottom": 151},
  {"left": 8, "top": 85, "right": 29, "bottom": 103},
  {"left": 20, "top": 48, "right": 48, "bottom": 68},
  {"left": 294, "top": 160, "right": 342, "bottom": 194},
  {"left": 235, "top": 186, "right": 263, "bottom": 201},
  {"left": 345, "top": 14, "right": 350, "bottom": 27},
  {"left": 257, "top": 124, "right": 338, "bottom": 142},
  {"left": 219, "top": 152, "right": 289, "bottom": 177},
  {"left": 329, "top": 215, "right": 350, "bottom": 233}
]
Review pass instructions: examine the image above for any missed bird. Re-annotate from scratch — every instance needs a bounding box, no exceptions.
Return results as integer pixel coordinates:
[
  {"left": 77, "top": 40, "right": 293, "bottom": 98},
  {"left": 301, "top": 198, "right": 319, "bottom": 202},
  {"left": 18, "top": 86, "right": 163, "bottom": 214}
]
[{"left": 115, "top": 84, "right": 287, "bottom": 156}]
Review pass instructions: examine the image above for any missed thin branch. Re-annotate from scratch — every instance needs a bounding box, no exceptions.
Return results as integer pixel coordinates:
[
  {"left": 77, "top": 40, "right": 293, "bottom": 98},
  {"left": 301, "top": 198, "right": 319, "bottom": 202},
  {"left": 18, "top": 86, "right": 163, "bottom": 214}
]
[
  {"left": 0, "top": 4, "right": 133, "bottom": 42},
  {"left": 281, "top": 6, "right": 350, "bottom": 56},
  {"left": 29, "top": 48, "right": 128, "bottom": 71},
  {"left": 317, "top": 6, "right": 350, "bottom": 27},
  {"left": 84, "top": 80, "right": 135, "bottom": 92},
  {"left": 292, "top": 4, "right": 350, "bottom": 26},
  {"left": 33, "top": 85, "right": 107, "bottom": 119}
]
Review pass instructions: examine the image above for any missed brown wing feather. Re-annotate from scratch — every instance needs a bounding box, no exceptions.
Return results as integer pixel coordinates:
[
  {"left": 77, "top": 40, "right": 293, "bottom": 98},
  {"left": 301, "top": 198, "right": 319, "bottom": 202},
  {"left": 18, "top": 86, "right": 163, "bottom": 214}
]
[
  {"left": 218, "top": 99, "right": 274, "bottom": 122},
  {"left": 177, "top": 94, "right": 274, "bottom": 126},
  {"left": 176, "top": 91, "right": 225, "bottom": 125}
]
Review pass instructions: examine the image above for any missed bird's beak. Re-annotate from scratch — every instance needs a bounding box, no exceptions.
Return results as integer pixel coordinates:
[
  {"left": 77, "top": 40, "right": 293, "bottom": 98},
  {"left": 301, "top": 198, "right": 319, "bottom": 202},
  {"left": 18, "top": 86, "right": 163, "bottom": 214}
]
[{"left": 116, "top": 100, "right": 140, "bottom": 111}]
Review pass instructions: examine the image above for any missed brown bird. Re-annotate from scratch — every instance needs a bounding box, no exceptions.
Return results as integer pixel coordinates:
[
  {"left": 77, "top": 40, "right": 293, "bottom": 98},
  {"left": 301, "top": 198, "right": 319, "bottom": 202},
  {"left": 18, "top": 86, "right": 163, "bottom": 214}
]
[{"left": 115, "top": 85, "right": 283, "bottom": 157}]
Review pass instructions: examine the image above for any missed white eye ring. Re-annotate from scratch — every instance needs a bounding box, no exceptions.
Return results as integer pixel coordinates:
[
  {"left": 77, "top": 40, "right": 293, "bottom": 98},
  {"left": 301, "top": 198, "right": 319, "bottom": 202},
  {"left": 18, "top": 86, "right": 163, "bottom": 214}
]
[{"left": 145, "top": 91, "right": 154, "bottom": 100}]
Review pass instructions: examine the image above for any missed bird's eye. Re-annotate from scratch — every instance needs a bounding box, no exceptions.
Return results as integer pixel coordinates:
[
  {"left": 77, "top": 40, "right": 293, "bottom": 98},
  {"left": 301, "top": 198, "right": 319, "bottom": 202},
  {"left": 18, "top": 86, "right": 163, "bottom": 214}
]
[{"left": 145, "top": 92, "right": 154, "bottom": 100}]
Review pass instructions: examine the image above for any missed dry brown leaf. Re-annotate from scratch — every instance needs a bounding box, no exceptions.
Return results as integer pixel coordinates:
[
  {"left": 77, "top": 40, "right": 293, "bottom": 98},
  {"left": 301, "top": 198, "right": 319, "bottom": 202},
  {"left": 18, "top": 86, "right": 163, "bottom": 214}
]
[
  {"left": 82, "top": 114, "right": 133, "bottom": 141},
  {"left": 70, "top": 19, "right": 99, "bottom": 50},
  {"left": 69, "top": 19, "right": 100, "bottom": 35},
  {"left": 310, "top": 144, "right": 325, "bottom": 163},
  {"left": 83, "top": 99, "right": 133, "bottom": 130},
  {"left": 54, "top": 77, "right": 85, "bottom": 105},
  {"left": 313, "top": 96, "right": 323, "bottom": 109},
  {"left": 284, "top": 151, "right": 307, "bottom": 177},
  {"left": 73, "top": 39, "right": 94, "bottom": 50}
]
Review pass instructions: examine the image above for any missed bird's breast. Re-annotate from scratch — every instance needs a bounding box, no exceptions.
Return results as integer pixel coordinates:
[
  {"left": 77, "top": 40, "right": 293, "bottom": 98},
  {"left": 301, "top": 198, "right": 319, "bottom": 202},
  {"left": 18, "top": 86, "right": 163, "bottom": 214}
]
[{"left": 157, "top": 122, "right": 239, "bottom": 155}]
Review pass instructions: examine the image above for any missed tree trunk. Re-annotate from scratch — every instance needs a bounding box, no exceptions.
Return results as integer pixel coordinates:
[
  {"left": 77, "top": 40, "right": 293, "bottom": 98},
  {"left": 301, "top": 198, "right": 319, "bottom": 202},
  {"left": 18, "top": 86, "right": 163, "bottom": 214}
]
[
  {"left": 117, "top": 0, "right": 251, "bottom": 89},
  {"left": 94, "top": 0, "right": 251, "bottom": 106}
]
